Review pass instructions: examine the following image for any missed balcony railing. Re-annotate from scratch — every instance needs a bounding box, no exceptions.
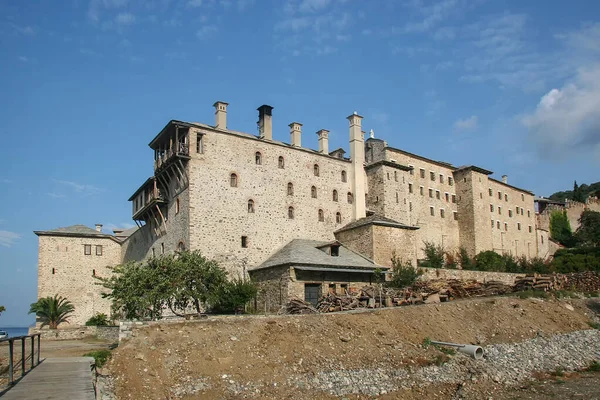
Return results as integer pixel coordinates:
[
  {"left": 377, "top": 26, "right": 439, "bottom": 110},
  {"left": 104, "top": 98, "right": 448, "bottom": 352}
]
[{"left": 154, "top": 142, "right": 189, "bottom": 170}]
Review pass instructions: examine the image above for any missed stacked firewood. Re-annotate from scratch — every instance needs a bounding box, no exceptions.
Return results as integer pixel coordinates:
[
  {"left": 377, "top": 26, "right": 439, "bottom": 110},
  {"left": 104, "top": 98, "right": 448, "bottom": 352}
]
[
  {"left": 513, "top": 274, "right": 559, "bottom": 291},
  {"left": 278, "top": 298, "right": 318, "bottom": 314},
  {"left": 559, "top": 271, "right": 600, "bottom": 292}
]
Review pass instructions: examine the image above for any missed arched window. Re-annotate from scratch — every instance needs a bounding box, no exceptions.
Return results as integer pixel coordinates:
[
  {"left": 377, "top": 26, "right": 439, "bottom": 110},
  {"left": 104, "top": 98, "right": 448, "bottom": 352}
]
[
  {"left": 318, "top": 209, "right": 324, "bottom": 222},
  {"left": 287, "top": 182, "right": 294, "bottom": 195},
  {"left": 311, "top": 186, "right": 317, "bottom": 198},
  {"left": 347, "top": 192, "right": 353, "bottom": 204},
  {"left": 333, "top": 190, "right": 338, "bottom": 202},
  {"left": 255, "top": 152, "right": 262, "bottom": 165},
  {"left": 341, "top": 170, "right": 347, "bottom": 182},
  {"left": 248, "top": 199, "right": 255, "bottom": 213},
  {"left": 230, "top": 173, "right": 238, "bottom": 187},
  {"left": 278, "top": 156, "right": 285, "bottom": 169},
  {"left": 177, "top": 241, "right": 186, "bottom": 252},
  {"left": 288, "top": 206, "right": 294, "bottom": 219},
  {"left": 314, "top": 164, "right": 320, "bottom": 176},
  {"left": 175, "top": 197, "right": 180, "bottom": 214},
  {"left": 336, "top": 212, "right": 342, "bottom": 224}
]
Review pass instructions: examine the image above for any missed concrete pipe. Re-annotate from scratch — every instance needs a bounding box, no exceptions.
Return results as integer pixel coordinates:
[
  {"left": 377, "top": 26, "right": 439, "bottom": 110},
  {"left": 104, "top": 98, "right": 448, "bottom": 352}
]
[{"left": 430, "top": 341, "right": 484, "bottom": 360}]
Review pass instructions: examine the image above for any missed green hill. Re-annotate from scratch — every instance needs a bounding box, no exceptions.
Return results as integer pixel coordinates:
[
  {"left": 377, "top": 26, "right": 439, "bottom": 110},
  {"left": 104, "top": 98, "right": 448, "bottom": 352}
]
[{"left": 549, "top": 181, "right": 600, "bottom": 202}]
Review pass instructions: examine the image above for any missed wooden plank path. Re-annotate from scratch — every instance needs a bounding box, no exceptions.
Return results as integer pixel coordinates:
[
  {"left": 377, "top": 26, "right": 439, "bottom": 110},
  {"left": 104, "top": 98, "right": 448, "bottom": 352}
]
[{"left": 1, "top": 357, "right": 95, "bottom": 400}]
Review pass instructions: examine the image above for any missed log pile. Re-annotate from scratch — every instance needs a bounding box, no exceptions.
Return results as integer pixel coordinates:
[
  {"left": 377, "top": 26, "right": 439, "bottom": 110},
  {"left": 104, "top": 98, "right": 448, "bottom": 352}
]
[
  {"left": 513, "top": 274, "right": 559, "bottom": 291},
  {"left": 559, "top": 271, "right": 600, "bottom": 292},
  {"left": 279, "top": 298, "right": 318, "bottom": 315}
]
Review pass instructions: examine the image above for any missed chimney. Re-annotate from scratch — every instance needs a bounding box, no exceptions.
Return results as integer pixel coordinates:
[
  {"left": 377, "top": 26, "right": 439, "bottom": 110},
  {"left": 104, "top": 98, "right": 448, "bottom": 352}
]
[
  {"left": 502, "top": 175, "right": 508, "bottom": 184},
  {"left": 347, "top": 111, "right": 366, "bottom": 220},
  {"left": 289, "top": 122, "right": 302, "bottom": 147},
  {"left": 95, "top": 224, "right": 103, "bottom": 232},
  {"left": 213, "top": 101, "right": 228, "bottom": 129},
  {"left": 316, "top": 129, "right": 329, "bottom": 154},
  {"left": 257, "top": 105, "right": 273, "bottom": 140}
]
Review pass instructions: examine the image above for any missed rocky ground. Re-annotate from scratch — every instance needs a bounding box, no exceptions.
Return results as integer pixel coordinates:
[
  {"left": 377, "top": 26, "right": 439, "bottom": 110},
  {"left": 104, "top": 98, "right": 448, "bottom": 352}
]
[{"left": 101, "top": 295, "right": 600, "bottom": 399}]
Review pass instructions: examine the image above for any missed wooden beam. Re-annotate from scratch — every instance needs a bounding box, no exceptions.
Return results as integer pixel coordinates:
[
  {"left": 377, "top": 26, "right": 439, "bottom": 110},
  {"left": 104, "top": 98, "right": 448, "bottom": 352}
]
[{"left": 155, "top": 204, "right": 168, "bottom": 234}]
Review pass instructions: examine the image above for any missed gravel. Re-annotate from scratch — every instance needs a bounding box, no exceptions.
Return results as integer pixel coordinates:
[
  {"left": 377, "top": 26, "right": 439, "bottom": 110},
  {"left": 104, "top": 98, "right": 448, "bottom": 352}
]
[{"left": 288, "top": 329, "right": 600, "bottom": 397}]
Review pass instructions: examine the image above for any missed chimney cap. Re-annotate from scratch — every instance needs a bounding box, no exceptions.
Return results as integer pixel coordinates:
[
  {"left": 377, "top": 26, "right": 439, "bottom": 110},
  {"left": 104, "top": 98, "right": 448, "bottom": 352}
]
[
  {"left": 213, "top": 101, "right": 229, "bottom": 107},
  {"left": 289, "top": 122, "right": 303, "bottom": 128},
  {"left": 316, "top": 129, "right": 329, "bottom": 135},
  {"left": 347, "top": 112, "right": 363, "bottom": 120},
  {"left": 95, "top": 224, "right": 103, "bottom": 232},
  {"left": 257, "top": 104, "right": 274, "bottom": 116}
]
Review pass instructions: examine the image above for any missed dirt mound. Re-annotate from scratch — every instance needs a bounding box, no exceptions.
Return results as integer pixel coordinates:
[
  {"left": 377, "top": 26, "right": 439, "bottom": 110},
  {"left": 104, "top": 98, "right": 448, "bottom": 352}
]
[{"left": 106, "top": 296, "right": 598, "bottom": 399}]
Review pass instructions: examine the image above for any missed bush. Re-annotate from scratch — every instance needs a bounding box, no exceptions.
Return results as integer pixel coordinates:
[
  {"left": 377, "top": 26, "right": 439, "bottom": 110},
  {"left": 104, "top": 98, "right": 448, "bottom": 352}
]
[
  {"left": 211, "top": 278, "right": 258, "bottom": 313},
  {"left": 550, "top": 211, "right": 576, "bottom": 247},
  {"left": 84, "top": 350, "right": 112, "bottom": 368},
  {"left": 475, "top": 251, "right": 505, "bottom": 272},
  {"left": 388, "top": 254, "right": 423, "bottom": 288},
  {"left": 551, "top": 247, "right": 600, "bottom": 273},
  {"left": 458, "top": 248, "right": 475, "bottom": 270},
  {"left": 85, "top": 313, "right": 110, "bottom": 326},
  {"left": 420, "top": 241, "right": 445, "bottom": 269},
  {"left": 444, "top": 251, "right": 458, "bottom": 269}
]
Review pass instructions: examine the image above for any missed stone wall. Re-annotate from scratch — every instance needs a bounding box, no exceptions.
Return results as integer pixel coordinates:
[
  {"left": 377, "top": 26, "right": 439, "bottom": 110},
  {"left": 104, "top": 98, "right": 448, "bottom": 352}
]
[
  {"left": 29, "top": 326, "right": 119, "bottom": 341},
  {"left": 334, "top": 224, "right": 373, "bottom": 260},
  {"left": 37, "top": 235, "right": 121, "bottom": 327},
  {"left": 371, "top": 225, "right": 417, "bottom": 267},
  {"left": 249, "top": 265, "right": 291, "bottom": 313},
  {"left": 420, "top": 267, "right": 524, "bottom": 286}
]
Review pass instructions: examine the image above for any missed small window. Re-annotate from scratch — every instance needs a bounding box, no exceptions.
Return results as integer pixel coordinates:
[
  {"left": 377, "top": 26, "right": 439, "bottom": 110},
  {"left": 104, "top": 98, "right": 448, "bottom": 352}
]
[
  {"left": 517, "top": 222, "right": 521, "bottom": 230},
  {"left": 255, "top": 152, "right": 262, "bottom": 165},
  {"left": 333, "top": 190, "right": 338, "bottom": 202},
  {"left": 387, "top": 172, "right": 390, "bottom": 180},
  {"left": 489, "top": 188, "right": 493, "bottom": 196},
  {"left": 430, "top": 171, "right": 435, "bottom": 181},
  {"left": 241, "top": 236, "right": 248, "bottom": 248},
  {"left": 347, "top": 192, "right": 353, "bottom": 204},
  {"left": 498, "top": 206, "right": 502, "bottom": 215},
  {"left": 408, "top": 183, "right": 413, "bottom": 193},
  {"left": 541, "top": 235, "right": 544, "bottom": 244},
  {"left": 409, "top": 201, "right": 413, "bottom": 211},
  {"left": 331, "top": 245, "right": 340, "bottom": 257},
  {"left": 278, "top": 156, "right": 284, "bottom": 169},
  {"left": 230, "top": 173, "right": 238, "bottom": 187},
  {"left": 248, "top": 199, "right": 255, "bottom": 213},
  {"left": 92, "top": 269, "right": 96, "bottom": 277},
  {"left": 430, "top": 206, "right": 434, "bottom": 216},
  {"left": 445, "top": 193, "right": 449, "bottom": 202},
  {"left": 288, "top": 206, "right": 294, "bottom": 219},
  {"left": 152, "top": 247, "right": 155, "bottom": 257},
  {"left": 394, "top": 171, "right": 398, "bottom": 181},
  {"left": 528, "top": 225, "right": 532, "bottom": 233},
  {"left": 311, "top": 186, "right": 317, "bottom": 198},
  {"left": 52, "top": 268, "right": 55, "bottom": 275},
  {"left": 409, "top": 166, "right": 414, "bottom": 175},
  {"left": 521, "top": 208, "right": 524, "bottom": 216},
  {"left": 196, "top": 133, "right": 203, "bottom": 153},
  {"left": 429, "top": 189, "right": 433, "bottom": 198},
  {"left": 318, "top": 209, "right": 324, "bottom": 222},
  {"left": 175, "top": 197, "right": 180, "bottom": 214},
  {"left": 287, "top": 182, "right": 294, "bottom": 195},
  {"left": 440, "top": 209, "right": 445, "bottom": 218},
  {"left": 335, "top": 212, "right": 342, "bottom": 224},
  {"left": 420, "top": 168, "right": 425, "bottom": 178},
  {"left": 491, "top": 220, "right": 494, "bottom": 228},
  {"left": 420, "top": 186, "right": 424, "bottom": 196},
  {"left": 497, "top": 221, "right": 500, "bottom": 229},
  {"left": 448, "top": 177, "right": 453, "bottom": 186},
  {"left": 504, "top": 194, "right": 508, "bottom": 202},
  {"left": 396, "top": 192, "right": 399, "bottom": 203},
  {"left": 177, "top": 241, "right": 186, "bottom": 252},
  {"left": 314, "top": 164, "right": 320, "bottom": 176},
  {"left": 490, "top": 204, "right": 494, "bottom": 212},
  {"left": 84, "top": 244, "right": 91, "bottom": 255},
  {"left": 509, "top": 210, "right": 513, "bottom": 217},
  {"left": 341, "top": 170, "right": 347, "bottom": 182},
  {"left": 527, "top": 210, "right": 531, "bottom": 218},
  {"left": 436, "top": 190, "right": 440, "bottom": 200},
  {"left": 161, "top": 243, "right": 165, "bottom": 254},
  {"left": 453, "top": 211, "right": 458, "bottom": 220},
  {"left": 95, "top": 245, "right": 102, "bottom": 256},
  {"left": 452, "top": 194, "right": 457, "bottom": 203},
  {"left": 521, "top": 194, "right": 525, "bottom": 201},
  {"left": 439, "top": 174, "right": 443, "bottom": 184},
  {"left": 498, "top": 191, "right": 502, "bottom": 200},
  {"left": 505, "top": 222, "right": 508, "bottom": 231}
]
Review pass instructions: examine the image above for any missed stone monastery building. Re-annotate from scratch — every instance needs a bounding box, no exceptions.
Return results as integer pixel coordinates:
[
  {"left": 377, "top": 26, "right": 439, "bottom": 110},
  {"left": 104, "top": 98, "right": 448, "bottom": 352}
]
[{"left": 35, "top": 101, "right": 555, "bottom": 324}]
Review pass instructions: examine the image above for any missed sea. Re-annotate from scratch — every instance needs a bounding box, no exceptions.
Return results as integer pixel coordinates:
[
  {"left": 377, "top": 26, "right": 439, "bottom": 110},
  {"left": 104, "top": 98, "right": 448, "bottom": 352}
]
[{"left": 0, "top": 327, "right": 30, "bottom": 338}]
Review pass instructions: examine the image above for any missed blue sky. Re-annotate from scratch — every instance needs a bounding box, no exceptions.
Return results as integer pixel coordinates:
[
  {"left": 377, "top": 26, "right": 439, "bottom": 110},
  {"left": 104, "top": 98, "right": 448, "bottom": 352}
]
[{"left": 1, "top": 0, "right": 599, "bottom": 326}]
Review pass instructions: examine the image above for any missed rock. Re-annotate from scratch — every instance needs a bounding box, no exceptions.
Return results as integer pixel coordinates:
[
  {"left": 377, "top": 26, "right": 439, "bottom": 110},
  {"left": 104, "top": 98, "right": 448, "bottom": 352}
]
[
  {"left": 339, "top": 336, "right": 351, "bottom": 343},
  {"left": 425, "top": 293, "right": 441, "bottom": 304},
  {"left": 230, "top": 336, "right": 238, "bottom": 341},
  {"left": 564, "top": 304, "right": 574, "bottom": 311}
]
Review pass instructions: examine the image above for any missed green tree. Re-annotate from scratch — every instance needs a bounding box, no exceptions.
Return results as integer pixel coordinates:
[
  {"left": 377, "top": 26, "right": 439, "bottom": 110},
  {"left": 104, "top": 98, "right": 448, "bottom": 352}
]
[
  {"left": 575, "top": 210, "right": 600, "bottom": 247},
  {"left": 29, "top": 295, "right": 75, "bottom": 329},
  {"left": 458, "top": 248, "right": 475, "bottom": 270},
  {"left": 85, "top": 313, "right": 110, "bottom": 326},
  {"left": 387, "top": 254, "right": 423, "bottom": 288},
  {"left": 420, "top": 241, "right": 445, "bottom": 269},
  {"left": 474, "top": 251, "right": 505, "bottom": 271},
  {"left": 0, "top": 305, "right": 5, "bottom": 317},
  {"left": 550, "top": 210, "right": 576, "bottom": 247},
  {"left": 212, "top": 278, "right": 258, "bottom": 313}
]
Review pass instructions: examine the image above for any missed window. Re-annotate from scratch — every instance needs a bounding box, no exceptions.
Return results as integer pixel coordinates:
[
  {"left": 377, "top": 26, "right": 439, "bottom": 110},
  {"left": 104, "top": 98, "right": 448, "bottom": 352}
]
[
  {"left": 497, "top": 221, "right": 500, "bottom": 229},
  {"left": 396, "top": 192, "right": 399, "bottom": 203},
  {"left": 521, "top": 208, "right": 524, "bottom": 216},
  {"left": 394, "top": 171, "right": 398, "bottom": 181},
  {"left": 287, "top": 182, "right": 294, "bottom": 195},
  {"left": 527, "top": 210, "right": 531, "bottom": 217},
  {"left": 409, "top": 166, "right": 414, "bottom": 175},
  {"left": 498, "top": 206, "right": 502, "bottom": 215},
  {"left": 429, "top": 188, "right": 433, "bottom": 198},
  {"left": 445, "top": 193, "right": 449, "bottom": 202},
  {"left": 409, "top": 183, "right": 413, "bottom": 193},
  {"left": 521, "top": 194, "right": 525, "bottom": 201},
  {"left": 95, "top": 245, "right": 102, "bottom": 256},
  {"left": 387, "top": 172, "right": 390, "bottom": 180},
  {"left": 409, "top": 202, "right": 413, "bottom": 211},
  {"left": 52, "top": 268, "right": 55, "bottom": 275},
  {"left": 517, "top": 222, "right": 521, "bottom": 230},
  {"left": 311, "top": 186, "right": 317, "bottom": 198},
  {"left": 491, "top": 220, "right": 494, "bottom": 228},
  {"left": 420, "top": 186, "right": 424, "bottom": 196},
  {"left": 448, "top": 177, "right": 453, "bottom": 186},
  {"left": 196, "top": 133, "right": 203, "bottom": 153},
  {"left": 176, "top": 197, "right": 180, "bottom": 214},
  {"left": 318, "top": 209, "right": 324, "bottom": 222},
  {"left": 453, "top": 212, "right": 458, "bottom": 221},
  {"left": 84, "top": 244, "right": 91, "bottom": 255},
  {"left": 430, "top": 206, "right": 435, "bottom": 216},
  {"left": 314, "top": 164, "right": 320, "bottom": 176},
  {"left": 241, "top": 236, "right": 248, "bottom": 248},
  {"left": 490, "top": 204, "right": 494, "bottom": 212},
  {"left": 248, "top": 199, "right": 255, "bottom": 213},
  {"left": 420, "top": 168, "right": 425, "bottom": 178},
  {"left": 509, "top": 210, "right": 513, "bottom": 218},
  {"left": 515, "top": 207, "right": 519, "bottom": 215},
  {"left": 92, "top": 269, "right": 96, "bottom": 277},
  {"left": 439, "top": 174, "right": 444, "bottom": 184},
  {"left": 436, "top": 190, "right": 440, "bottom": 200},
  {"left": 288, "top": 206, "right": 294, "bottom": 219},
  {"left": 505, "top": 223, "right": 508, "bottom": 231},
  {"left": 430, "top": 171, "right": 435, "bottom": 181},
  {"left": 347, "top": 192, "right": 353, "bottom": 204},
  {"left": 161, "top": 243, "right": 165, "bottom": 254},
  {"left": 498, "top": 191, "right": 502, "bottom": 200},
  {"left": 489, "top": 188, "right": 493, "bottom": 196},
  {"left": 341, "top": 170, "right": 347, "bottom": 182},
  {"left": 504, "top": 194, "right": 508, "bottom": 202},
  {"left": 278, "top": 156, "right": 284, "bottom": 169},
  {"left": 230, "top": 173, "right": 238, "bottom": 187},
  {"left": 541, "top": 235, "right": 544, "bottom": 244},
  {"left": 528, "top": 225, "right": 532, "bottom": 233},
  {"left": 333, "top": 190, "right": 338, "bottom": 202},
  {"left": 440, "top": 209, "right": 445, "bottom": 218},
  {"left": 177, "top": 241, "right": 186, "bottom": 252},
  {"left": 452, "top": 194, "right": 456, "bottom": 203},
  {"left": 335, "top": 212, "right": 342, "bottom": 224},
  {"left": 152, "top": 247, "right": 155, "bottom": 257},
  {"left": 255, "top": 152, "right": 262, "bottom": 165},
  {"left": 331, "top": 245, "right": 340, "bottom": 257}
]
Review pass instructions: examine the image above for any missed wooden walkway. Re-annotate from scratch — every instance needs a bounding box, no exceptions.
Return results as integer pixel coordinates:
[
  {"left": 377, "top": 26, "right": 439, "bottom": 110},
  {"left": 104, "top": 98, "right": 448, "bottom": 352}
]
[{"left": 1, "top": 357, "right": 95, "bottom": 399}]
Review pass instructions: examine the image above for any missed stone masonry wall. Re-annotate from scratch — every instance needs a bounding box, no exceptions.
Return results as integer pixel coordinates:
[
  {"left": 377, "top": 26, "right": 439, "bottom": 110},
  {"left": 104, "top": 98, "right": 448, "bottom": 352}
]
[
  {"left": 37, "top": 235, "right": 121, "bottom": 327},
  {"left": 29, "top": 325, "right": 119, "bottom": 341},
  {"left": 420, "top": 267, "right": 524, "bottom": 286},
  {"left": 334, "top": 224, "right": 374, "bottom": 260},
  {"left": 249, "top": 265, "right": 291, "bottom": 313},
  {"left": 371, "top": 225, "right": 417, "bottom": 267}
]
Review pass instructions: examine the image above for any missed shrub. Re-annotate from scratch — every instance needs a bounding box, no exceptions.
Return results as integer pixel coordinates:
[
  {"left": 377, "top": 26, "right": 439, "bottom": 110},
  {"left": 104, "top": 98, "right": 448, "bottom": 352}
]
[
  {"left": 388, "top": 255, "right": 423, "bottom": 288},
  {"left": 211, "top": 278, "right": 258, "bottom": 313},
  {"left": 458, "top": 248, "right": 475, "bottom": 270},
  {"left": 85, "top": 313, "right": 110, "bottom": 326},
  {"left": 420, "top": 241, "right": 445, "bottom": 269},
  {"left": 444, "top": 251, "right": 458, "bottom": 269},
  {"left": 550, "top": 211, "right": 576, "bottom": 247},
  {"left": 84, "top": 350, "right": 112, "bottom": 368},
  {"left": 475, "top": 251, "right": 505, "bottom": 272}
]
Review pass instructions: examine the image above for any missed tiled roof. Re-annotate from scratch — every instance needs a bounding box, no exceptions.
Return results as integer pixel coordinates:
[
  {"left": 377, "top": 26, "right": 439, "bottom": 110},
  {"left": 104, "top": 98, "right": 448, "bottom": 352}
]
[{"left": 250, "top": 239, "right": 384, "bottom": 271}]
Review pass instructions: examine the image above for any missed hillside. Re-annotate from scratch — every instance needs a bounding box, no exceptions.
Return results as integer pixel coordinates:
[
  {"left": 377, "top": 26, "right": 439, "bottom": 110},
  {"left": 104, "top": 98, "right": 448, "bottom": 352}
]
[
  {"left": 549, "top": 181, "right": 600, "bottom": 202},
  {"left": 103, "top": 296, "right": 600, "bottom": 399}
]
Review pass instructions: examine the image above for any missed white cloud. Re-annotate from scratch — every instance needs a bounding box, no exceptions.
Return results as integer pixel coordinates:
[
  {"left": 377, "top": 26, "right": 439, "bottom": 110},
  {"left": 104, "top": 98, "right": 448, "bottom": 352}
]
[
  {"left": 403, "top": 0, "right": 461, "bottom": 34},
  {"left": 18, "top": 56, "right": 28, "bottom": 62},
  {"left": 196, "top": 25, "right": 218, "bottom": 38},
  {"left": 298, "top": 0, "right": 332, "bottom": 13},
  {"left": 54, "top": 180, "right": 102, "bottom": 196},
  {"left": 522, "top": 65, "right": 600, "bottom": 157},
  {"left": 46, "top": 192, "right": 66, "bottom": 198},
  {"left": 0, "top": 230, "right": 21, "bottom": 248},
  {"left": 115, "top": 12, "right": 136, "bottom": 25},
  {"left": 104, "top": 222, "right": 136, "bottom": 233},
  {"left": 454, "top": 115, "right": 479, "bottom": 131},
  {"left": 187, "top": 0, "right": 204, "bottom": 7}
]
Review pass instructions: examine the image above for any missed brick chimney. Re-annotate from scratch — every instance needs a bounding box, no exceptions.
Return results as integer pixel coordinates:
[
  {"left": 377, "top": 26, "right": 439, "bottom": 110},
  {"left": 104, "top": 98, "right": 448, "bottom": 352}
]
[
  {"left": 95, "top": 224, "right": 103, "bottom": 232},
  {"left": 213, "top": 101, "right": 228, "bottom": 129},
  {"left": 289, "top": 122, "right": 302, "bottom": 147},
  {"left": 317, "top": 129, "right": 329, "bottom": 154},
  {"left": 348, "top": 111, "right": 366, "bottom": 220},
  {"left": 502, "top": 175, "right": 508, "bottom": 184},
  {"left": 257, "top": 105, "right": 273, "bottom": 140}
]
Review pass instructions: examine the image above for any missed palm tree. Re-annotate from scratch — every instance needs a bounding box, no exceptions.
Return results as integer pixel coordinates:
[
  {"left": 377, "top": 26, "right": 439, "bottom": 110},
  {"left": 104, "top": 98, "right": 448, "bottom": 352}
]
[{"left": 29, "top": 295, "right": 75, "bottom": 329}]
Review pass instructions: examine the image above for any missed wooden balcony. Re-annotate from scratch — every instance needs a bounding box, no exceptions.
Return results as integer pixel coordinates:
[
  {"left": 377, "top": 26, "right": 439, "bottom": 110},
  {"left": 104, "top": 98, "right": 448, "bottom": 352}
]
[{"left": 154, "top": 142, "right": 190, "bottom": 172}]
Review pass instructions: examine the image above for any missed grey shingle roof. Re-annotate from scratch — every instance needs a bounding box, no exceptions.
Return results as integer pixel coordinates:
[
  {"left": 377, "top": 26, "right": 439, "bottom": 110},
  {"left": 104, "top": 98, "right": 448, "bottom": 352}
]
[
  {"left": 334, "top": 214, "right": 419, "bottom": 234},
  {"left": 251, "top": 239, "right": 385, "bottom": 271},
  {"left": 34, "top": 225, "right": 116, "bottom": 240}
]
